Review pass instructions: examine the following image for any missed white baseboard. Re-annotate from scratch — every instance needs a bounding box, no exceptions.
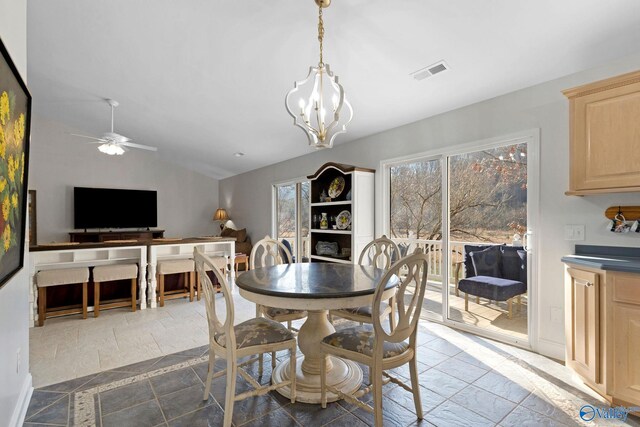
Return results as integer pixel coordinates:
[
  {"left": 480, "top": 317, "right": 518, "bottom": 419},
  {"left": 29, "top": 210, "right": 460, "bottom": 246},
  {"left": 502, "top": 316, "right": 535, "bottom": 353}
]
[
  {"left": 535, "top": 338, "right": 565, "bottom": 361},
  {"left": 9, "top": 373, "right": 32, "bottom": 427}
]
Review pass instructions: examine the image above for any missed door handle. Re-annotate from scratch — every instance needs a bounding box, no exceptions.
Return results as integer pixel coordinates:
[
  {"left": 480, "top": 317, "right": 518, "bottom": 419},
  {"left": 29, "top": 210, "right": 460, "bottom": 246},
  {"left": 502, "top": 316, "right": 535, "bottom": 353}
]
[
  {"left": 523, "top": 231, "right": 533, "bottom": 252},
  {"left": 574, "top": 278, "right": 593, "bottom": 287}
]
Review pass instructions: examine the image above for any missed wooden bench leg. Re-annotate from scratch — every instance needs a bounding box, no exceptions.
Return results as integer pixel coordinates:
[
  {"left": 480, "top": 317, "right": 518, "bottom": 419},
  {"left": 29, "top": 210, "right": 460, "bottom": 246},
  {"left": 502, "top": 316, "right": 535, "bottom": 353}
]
[
  {"left": 131, "top": 278, "right": 137, "bottom": 312},
  {"left": 189, "top": 272, "right": 194, "bottom": 302},
  {"left": 159, "top": 274, "right": 165, "bottom": 307},
  {"left": 516, "top": 294, "right": 522, "bottom": 311},
  {"left": 82, "top": 282, "right": 88, "bottom": 319},
  {"left": 38, "top": 287, "right": 46, "bottom": 327},
  {"left": 476, "top": 296, "right": 480, "bottom": 304},
  {"left": 464, "top": 293, "right": 469, "bottom": 312},
  {"left": 94, "top": 281, "right": 100, "bottom": 318},
  {"left": 507, "top": 298, "right": 513, "bottom": 319},
  {"left": 197, "top": 273, "right": 202, "bottom": 301}
]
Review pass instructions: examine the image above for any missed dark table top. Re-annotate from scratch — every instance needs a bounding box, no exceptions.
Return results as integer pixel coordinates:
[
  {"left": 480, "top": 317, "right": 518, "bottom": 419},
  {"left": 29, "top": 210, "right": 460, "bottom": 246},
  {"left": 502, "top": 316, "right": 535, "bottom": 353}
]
[{"left": 236, "top": 263, "right": 397, "bottom": 299}]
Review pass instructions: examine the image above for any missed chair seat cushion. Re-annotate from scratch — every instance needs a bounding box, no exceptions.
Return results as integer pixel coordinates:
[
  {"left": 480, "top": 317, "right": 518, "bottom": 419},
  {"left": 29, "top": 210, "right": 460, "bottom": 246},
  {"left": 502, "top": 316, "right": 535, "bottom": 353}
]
[
  {"left": 264, "top": 306, "right": 306, "bottom": 319},
  {"left": 335, "top": 302, "right": 389, "bottom": 318},
  {"left": 93, "top": 264, "right": 138, "bottom": 282},
  {"left": 157, "top": 259, "right": 195, "bottom": 275},
  {"left": 214, "top": 318, "right": 295, "bottom": 349},
  {"left": 202, "top": 256, "right": 227, "bottom": 272},
  {"left": 322, "top": 325, "right": 408, "bottom": 358},
  {"left": 37, "top": 268, "right": 90, "bottom": 287},
  {"left": 458, "top": 276, "right": 526, "bottom": 301}
]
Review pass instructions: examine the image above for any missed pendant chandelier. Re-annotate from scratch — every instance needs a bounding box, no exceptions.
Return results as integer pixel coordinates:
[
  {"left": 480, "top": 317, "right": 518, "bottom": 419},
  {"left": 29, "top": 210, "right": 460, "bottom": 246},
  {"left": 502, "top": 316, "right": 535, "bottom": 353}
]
[{"left": 285, "top": 0, "right": 353, "bottom": 149}]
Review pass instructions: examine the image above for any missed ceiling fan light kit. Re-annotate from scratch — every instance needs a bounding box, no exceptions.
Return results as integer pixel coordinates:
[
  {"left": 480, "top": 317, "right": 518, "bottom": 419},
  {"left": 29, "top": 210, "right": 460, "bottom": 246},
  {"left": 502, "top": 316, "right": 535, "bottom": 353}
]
[
  {"left": 72, "top": 98, "right": 158, "bottom": 155},
  {"left": 285, "top": 0, "right": 352, "bottom": 149}
]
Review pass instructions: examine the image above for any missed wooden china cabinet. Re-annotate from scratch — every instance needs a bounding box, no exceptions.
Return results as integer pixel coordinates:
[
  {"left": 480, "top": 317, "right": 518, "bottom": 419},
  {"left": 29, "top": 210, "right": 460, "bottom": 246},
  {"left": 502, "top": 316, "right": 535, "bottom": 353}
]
[{"left": 307, "top": 163, "right": 374, "bottom": 264}]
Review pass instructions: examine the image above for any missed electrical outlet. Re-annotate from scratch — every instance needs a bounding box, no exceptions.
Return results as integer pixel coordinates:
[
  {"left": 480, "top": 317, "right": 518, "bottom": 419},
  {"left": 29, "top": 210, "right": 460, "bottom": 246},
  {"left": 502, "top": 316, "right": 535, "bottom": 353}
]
[
  {"left": 16, "top": 348, "right": 20, "bottom": 373},
  {"left": 564, "top": 225, "right": 585, "bottom": 241}
]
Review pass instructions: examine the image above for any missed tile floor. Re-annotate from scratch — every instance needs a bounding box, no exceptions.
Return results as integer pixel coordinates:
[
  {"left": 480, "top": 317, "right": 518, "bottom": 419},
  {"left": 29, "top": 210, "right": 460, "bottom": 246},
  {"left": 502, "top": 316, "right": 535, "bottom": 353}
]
[{"left": 27, "top": 281, "right": 639, "bottom": 426}]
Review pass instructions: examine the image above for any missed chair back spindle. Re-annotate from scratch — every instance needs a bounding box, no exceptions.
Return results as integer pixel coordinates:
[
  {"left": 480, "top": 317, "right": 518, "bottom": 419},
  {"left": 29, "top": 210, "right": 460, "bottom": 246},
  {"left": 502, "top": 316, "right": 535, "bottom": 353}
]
[
  {"left": 359, "top": 235, "right": 400, "bottom": 269},
  {"left": 194, "top": 248, "right": 236, "bottom": 352},
  {"left": 250, "top": 235, "right": 293, "bottom": 269},
  {"left": 373, "top": 248, "right": 428, "bottom": 344}
]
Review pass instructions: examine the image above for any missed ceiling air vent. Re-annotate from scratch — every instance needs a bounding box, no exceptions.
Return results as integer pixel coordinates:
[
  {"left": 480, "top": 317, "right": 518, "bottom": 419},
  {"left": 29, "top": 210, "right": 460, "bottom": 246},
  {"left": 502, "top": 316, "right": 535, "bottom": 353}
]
[{"left": 410, "top": 61, "right": 449, "bottom": 81}]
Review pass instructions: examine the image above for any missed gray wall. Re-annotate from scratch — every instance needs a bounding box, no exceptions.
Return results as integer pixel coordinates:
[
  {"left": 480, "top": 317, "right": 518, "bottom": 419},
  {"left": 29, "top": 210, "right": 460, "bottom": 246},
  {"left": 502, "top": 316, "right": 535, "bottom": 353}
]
[
  {"left": 30, "top": 116, "right": 220, "bottom": 243},
  {"left": 0, "top": 0, "right": 32, "bottom": 424},
  {"left": 219, "top": 52, "right": 640, "bottom": 358}
]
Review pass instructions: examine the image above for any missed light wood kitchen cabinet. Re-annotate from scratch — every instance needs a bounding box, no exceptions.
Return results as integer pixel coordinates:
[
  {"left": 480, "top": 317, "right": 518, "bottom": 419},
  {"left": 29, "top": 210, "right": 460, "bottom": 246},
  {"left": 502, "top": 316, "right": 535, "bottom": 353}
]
[
  {"left": 564, "top": 264, "right": 640, "bottom": 407},
  {"left": 565, "top": 268, "right": 601, "bottom": 385},
  {"left": 563, "top": 70, "right": 640, "bottom": 196},
  {"left": 609, "top": 272, "right": 640, "bottom": 405}
]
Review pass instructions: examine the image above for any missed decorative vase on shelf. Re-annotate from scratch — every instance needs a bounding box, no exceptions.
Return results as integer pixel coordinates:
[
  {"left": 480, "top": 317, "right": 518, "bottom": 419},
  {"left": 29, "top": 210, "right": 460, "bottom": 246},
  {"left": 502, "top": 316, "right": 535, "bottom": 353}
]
[
  {"left": 320, "top": 189, "right": 328, "bottom": 203},
  {"left": 320, "top": 213, "right": 328, "bottom": 230}
]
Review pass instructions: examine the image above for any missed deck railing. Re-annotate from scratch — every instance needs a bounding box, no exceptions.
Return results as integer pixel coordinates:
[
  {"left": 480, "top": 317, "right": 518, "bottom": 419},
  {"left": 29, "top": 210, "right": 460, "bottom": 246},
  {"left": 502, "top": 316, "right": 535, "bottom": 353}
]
[
  {"left": 295, "top": 235, "right": 504, "bottom": 284},
  {"left": 390, "top": 238, "right": 503, "bottom": 284}
]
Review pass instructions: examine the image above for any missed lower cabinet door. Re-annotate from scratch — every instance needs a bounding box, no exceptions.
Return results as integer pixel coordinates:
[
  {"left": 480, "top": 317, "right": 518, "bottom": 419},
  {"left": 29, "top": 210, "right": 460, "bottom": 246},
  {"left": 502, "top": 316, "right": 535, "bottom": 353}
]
[
  {"left": 611, "top": 272, "right": 640, "bottom": 404},
  {"left": 566, "top": 268, "right": 601, "bottom": 384}
]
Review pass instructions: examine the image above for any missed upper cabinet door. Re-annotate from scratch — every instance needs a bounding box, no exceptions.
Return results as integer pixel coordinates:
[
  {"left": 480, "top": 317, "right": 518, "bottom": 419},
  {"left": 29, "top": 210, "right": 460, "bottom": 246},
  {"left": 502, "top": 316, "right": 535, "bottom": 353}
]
[{"left": 564, "top": 70, "right": 640, "bottom": 195}]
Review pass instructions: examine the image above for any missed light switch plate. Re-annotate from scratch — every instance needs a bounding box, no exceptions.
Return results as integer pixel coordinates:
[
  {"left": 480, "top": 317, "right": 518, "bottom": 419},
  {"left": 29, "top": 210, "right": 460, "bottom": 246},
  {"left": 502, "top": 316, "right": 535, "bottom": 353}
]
[{"left": 564, "top": 225, "right": 585, "bottom": 241}]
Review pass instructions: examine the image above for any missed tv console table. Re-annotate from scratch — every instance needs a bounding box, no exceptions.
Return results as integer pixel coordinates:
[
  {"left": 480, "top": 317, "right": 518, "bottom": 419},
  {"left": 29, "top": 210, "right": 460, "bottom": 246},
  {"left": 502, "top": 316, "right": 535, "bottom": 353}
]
[{"left": 69, "top": 229, "right": 165, "bottom": 243}]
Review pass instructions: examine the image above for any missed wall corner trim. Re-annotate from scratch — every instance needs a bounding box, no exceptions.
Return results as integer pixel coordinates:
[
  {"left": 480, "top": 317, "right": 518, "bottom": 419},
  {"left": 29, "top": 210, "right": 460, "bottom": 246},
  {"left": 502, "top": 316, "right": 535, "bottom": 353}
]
[
  {"left": 9, "top": 373, "right": 32, "bottom": 427},
  {"left": 535, "top": 337, "right": 565, "bottom": 361}
]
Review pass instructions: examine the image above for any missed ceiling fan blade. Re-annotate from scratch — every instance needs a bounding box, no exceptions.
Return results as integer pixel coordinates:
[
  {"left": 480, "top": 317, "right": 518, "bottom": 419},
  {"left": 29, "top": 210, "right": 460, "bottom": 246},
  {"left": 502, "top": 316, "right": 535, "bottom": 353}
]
[
  {"left": 120, "top": 142, "right": 158, "bottom": 152},
  {"left": 70, "top": 133, "right": 108, "bottom": 143}
]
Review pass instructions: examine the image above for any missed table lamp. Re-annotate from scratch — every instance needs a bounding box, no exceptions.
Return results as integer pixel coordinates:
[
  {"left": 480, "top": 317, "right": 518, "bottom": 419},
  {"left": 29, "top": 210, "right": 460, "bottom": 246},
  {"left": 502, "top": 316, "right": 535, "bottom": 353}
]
[{"left": 213, "top": 208, "right": 230, "bottom": 231}]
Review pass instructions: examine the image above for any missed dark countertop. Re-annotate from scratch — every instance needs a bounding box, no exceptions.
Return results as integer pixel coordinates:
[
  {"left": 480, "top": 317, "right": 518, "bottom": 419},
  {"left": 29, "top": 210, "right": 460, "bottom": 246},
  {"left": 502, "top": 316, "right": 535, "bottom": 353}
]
[
  {"left": 30, "top": 237, "right": 235, "bottom": 252},
  {"left": 236, "top": 263, "right": 397, "bottom": 299},
  {"left": 561, "top": 245, "right": 640, "bottom": 273}
]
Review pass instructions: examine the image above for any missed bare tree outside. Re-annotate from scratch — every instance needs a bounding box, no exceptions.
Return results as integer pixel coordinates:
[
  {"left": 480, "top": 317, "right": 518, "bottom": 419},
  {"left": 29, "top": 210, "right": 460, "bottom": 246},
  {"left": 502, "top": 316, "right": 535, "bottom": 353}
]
[{"left": 390, "top": 143, "right": 527, "bottom": 244}]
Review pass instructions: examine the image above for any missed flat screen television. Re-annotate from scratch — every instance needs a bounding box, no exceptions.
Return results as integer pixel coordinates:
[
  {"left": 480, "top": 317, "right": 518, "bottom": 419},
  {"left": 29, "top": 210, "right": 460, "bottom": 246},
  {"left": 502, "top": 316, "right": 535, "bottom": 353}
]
[{"left": 74, "top": 187, "right": 157, "bottom": 229}]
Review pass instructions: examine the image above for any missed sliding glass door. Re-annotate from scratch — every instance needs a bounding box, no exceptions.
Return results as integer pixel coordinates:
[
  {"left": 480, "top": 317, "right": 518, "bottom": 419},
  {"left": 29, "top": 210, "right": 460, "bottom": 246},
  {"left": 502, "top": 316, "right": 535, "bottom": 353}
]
[
  {"left": 385, "top": 132, "right": 537, "bottom": 346},
  {"left": 389, "top": 157, "right": 443, "bottom": 321},
  {"left": 447, "top": 143, "right": 529, "bottom": 343},
  {"left": 274, "top": 181, "right": 310, "bottom": 262}
]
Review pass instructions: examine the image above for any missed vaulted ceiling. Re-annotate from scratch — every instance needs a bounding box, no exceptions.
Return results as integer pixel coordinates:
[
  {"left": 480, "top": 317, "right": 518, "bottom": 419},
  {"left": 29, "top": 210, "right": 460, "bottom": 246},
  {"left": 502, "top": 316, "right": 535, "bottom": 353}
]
[{"left": 27, "top": 0, "right": 640, "bottom": 178}]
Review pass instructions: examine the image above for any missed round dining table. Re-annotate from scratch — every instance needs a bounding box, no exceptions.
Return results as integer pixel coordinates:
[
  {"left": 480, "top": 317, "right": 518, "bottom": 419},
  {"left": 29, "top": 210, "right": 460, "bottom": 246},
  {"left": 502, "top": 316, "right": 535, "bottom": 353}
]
[{"left": 235, "top": 262, "right": 396, "bottom": 404}]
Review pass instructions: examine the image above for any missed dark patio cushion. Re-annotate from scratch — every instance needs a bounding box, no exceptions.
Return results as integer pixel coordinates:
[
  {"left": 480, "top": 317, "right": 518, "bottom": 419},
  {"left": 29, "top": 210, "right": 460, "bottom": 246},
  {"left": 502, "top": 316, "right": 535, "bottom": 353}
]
[
  {"left": 501, "top": 245, "right": 524, "bottom": 282},
  {"left": 458, "top": 276, "right": 526, "bottom": 301},
  {"left": 517, "top": 250, "right": 528, "bottom": 285},
  {"left": 470, "top": 246, "right": 502, "bottom": 277},
  {"left": 463, "top": 244, "right": 496, "bottom": 278}
]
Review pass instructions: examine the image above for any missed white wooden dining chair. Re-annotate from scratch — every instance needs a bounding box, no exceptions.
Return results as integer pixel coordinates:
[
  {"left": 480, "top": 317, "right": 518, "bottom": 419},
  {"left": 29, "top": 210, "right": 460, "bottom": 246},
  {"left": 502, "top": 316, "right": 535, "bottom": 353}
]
[
  {"left": 320, "top": 249, "right": 428, "bottom": 427},
  {"left": 250, "top": 236, "right": 308, "bottom": 369},
  {"left": 194, "top": 248, "right": 297, "bottom": 427},
  {"left": 330, "top": 235, "right": 400, "bottom": 328}
]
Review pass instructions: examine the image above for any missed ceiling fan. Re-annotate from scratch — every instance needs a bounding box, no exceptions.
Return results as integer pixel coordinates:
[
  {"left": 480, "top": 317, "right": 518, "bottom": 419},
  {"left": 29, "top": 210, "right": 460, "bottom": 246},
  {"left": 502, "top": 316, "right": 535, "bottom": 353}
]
[{"left": 72, "top": 99, "right": 158, "bottom": 155}]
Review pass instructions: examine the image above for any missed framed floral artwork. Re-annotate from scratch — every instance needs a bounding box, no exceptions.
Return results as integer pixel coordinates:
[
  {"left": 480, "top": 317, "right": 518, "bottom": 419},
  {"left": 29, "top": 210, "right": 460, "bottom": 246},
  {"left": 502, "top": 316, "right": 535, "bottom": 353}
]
[{"left": 0, "top": 37, "right": 31, "bottom": 290}]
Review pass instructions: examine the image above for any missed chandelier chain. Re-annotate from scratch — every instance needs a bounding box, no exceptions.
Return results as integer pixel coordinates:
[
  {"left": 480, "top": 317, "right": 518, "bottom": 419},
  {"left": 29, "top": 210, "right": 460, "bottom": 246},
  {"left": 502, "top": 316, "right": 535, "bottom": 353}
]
[{"left": 318, "top": 4, "right": 324, "bottom": 67}]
